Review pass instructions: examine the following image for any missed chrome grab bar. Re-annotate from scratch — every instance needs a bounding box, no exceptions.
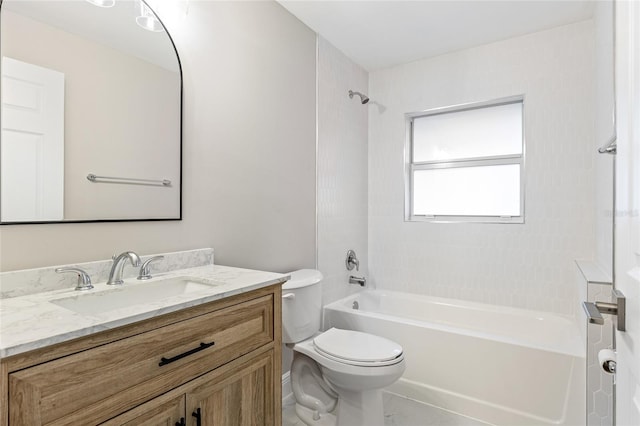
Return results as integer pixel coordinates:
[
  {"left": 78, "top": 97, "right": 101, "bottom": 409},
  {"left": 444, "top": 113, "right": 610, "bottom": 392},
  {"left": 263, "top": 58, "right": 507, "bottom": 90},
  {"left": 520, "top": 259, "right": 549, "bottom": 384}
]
[{"left": 87, "top": 173, "right": 171, "bottom": 187}]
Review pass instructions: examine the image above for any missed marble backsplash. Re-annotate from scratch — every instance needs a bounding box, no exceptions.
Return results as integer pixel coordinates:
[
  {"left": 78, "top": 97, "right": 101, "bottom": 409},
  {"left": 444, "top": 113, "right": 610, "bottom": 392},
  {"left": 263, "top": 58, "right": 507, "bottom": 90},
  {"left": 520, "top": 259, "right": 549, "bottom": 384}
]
[{"left": 0, "top": 248, "right": 214, "bottom": 299}]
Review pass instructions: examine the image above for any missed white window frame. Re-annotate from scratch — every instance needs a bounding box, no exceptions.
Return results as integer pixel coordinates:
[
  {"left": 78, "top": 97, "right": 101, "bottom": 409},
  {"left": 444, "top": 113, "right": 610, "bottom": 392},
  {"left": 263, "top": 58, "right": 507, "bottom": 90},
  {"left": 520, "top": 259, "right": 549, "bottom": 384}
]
[{"left": 404, "top": 96, "right": 525, "bottom": 224}]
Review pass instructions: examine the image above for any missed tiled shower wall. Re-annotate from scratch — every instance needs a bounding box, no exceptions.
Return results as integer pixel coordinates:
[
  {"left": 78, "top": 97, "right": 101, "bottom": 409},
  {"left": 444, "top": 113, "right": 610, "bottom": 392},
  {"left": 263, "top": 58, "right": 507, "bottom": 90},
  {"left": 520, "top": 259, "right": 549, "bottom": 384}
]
[
  {"left": 587, "top": 281, "right": 614, "bottom": 426},
  {"left": 368, "top": 20, "right": 596, "bottom": 315},
  {"left": 577, "top": 260, "right": 614, "bottom": 426},
  {"left": 317, "top": 37, "right": 369, "bottom": 306}
]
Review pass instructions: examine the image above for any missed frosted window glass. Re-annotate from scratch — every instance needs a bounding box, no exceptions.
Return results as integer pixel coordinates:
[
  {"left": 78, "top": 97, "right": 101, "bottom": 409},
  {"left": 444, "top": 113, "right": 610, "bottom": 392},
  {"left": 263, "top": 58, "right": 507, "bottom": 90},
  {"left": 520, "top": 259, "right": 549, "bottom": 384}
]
[
  {"left": 413, "top": 102, "right": 522, "bottom": 162},
  {"left": 413, "top": 164, "right": 521, "bottom": 216}
]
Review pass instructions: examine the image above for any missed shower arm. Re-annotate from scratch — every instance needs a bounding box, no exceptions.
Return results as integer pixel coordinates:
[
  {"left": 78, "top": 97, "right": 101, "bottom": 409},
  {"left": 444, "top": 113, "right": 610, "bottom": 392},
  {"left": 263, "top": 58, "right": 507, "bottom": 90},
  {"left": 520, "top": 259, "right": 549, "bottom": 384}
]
[{"left": 598, "top": 132, "right": 617, "bottom": 154}]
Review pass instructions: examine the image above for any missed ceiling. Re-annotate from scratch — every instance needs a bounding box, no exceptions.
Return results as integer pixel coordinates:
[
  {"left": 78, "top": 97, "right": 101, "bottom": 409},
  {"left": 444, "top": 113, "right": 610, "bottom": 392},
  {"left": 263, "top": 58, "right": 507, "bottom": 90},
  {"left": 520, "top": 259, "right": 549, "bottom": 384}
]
[{"left": 278, "top": 0, "right": 595, "bottom": 71}]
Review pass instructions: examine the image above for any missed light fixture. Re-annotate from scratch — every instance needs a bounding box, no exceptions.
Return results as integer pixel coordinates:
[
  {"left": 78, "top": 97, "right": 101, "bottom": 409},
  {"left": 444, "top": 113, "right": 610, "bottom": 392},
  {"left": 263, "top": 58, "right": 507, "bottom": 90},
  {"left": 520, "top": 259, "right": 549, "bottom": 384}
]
[
  {"left": 135, "top": 0, "right": 164, "bottom": 32},
  {"left": 86, "top": 0, "right": 115, "bottom": 7},
  {"left": 137, "top": 0, "right": 189, "bottom": 33}
]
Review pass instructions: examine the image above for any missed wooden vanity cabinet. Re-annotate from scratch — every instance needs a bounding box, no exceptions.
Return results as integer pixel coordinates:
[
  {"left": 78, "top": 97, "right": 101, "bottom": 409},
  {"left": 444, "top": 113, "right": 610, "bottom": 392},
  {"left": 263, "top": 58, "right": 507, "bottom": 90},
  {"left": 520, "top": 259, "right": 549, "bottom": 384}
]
[{"left": 0, "top": 284, "right": 282, "bottom": 426}]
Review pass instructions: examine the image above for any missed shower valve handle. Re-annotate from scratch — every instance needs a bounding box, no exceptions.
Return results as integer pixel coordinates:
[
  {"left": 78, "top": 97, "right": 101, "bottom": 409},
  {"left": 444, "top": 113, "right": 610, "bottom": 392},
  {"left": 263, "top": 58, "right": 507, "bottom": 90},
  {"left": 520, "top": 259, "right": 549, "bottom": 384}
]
[{"left": 346, "top": 250, "right": 360, "bottom": 271}]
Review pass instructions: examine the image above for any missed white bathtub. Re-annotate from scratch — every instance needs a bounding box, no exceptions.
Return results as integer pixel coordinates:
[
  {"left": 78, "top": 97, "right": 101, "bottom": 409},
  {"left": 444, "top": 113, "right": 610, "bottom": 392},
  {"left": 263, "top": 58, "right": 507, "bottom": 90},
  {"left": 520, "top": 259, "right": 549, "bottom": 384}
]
[{"left": 323, "top": 290, "right": 585, "bottom": 426}]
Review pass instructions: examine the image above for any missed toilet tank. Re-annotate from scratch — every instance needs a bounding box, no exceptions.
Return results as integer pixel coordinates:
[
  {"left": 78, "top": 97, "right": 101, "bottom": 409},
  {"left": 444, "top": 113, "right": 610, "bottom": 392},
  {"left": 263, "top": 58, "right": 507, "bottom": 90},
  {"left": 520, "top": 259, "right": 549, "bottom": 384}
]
[{"left": 282, "top": 269, "right": 323, "bottom": 344}]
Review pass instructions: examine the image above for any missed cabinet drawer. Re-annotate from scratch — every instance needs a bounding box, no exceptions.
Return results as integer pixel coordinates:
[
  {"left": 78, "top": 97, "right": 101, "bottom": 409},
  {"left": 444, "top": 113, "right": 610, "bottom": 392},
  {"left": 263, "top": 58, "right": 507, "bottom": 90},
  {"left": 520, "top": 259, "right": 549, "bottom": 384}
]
[{"left": 9, "top": 294, "right": 274, "bottom": 425}]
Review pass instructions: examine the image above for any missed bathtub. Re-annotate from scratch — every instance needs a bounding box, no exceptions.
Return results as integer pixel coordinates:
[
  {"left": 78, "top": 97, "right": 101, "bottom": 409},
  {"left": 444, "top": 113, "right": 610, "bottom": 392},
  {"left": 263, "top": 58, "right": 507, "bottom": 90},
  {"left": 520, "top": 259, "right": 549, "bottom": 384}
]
[{"left": 323, "top": 290, "right": 585, "bottom": 426}]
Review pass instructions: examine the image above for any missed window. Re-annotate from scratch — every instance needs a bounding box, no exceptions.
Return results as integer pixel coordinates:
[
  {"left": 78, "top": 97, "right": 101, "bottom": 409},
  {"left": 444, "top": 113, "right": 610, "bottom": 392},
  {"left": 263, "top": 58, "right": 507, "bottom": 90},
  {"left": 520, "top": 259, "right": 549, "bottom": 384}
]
[{"left": 405, "top": 97, "right": 524, "bottom": 223}]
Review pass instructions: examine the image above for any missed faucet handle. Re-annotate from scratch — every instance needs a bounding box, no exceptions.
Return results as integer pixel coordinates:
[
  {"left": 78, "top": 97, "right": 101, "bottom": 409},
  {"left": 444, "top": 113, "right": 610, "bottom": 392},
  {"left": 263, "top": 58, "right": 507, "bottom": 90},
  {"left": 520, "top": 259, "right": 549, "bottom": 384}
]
[
  {"left": 56, "top": 267, "right": 94, "bottom": 291},
  {"left": 138, "top": 255, "right": 165, "bottom": 280},
  {"left": 346, "top": 250, "right": 360, "bottom": 271}
]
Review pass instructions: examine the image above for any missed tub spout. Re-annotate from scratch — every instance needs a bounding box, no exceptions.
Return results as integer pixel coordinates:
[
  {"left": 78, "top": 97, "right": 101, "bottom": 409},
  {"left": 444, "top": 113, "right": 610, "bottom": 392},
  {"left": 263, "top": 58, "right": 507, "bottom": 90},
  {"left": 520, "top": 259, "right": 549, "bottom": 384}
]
[{"left": 349, "top": 275, "right": 366, "bottom": 286}]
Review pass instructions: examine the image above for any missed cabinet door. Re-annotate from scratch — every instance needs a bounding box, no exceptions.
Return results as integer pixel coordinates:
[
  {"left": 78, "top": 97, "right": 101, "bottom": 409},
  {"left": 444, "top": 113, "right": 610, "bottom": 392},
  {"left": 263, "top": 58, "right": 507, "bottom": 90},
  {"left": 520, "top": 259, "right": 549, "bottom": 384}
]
[
  {"left": 186, "top": 350, "right": 275, "bottom": 426},
  {"left": 100, "top": 394, "right": 185, "bottom": 426}
]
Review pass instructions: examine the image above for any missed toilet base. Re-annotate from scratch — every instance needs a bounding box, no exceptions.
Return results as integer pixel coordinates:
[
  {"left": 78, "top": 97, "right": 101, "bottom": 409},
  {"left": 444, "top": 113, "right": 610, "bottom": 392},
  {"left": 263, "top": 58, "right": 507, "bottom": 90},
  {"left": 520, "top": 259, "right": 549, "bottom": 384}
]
[
  {"left": 295, "top": 403, "right": 337, "bottom": 426},
  {"left": 294, "top": 390, "right": 384, "bottom": 426},
  {"left": 291, "top": 372, "right": 386, "bottom": 426}
]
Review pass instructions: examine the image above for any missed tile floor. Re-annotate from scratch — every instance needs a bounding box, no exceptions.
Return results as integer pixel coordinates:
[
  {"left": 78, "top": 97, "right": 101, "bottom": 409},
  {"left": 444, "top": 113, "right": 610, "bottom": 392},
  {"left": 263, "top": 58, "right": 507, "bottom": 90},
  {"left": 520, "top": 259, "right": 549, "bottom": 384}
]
[{"left": 282, "top": 392, "right": 493, "bottom": 426}]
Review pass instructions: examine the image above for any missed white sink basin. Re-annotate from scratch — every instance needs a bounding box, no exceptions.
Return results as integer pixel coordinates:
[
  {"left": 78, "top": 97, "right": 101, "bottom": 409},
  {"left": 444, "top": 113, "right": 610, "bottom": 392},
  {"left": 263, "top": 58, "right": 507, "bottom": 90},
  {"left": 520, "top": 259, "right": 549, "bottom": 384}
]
[{"left": 50, "top": 276, "right": 223, "bottom": 315}]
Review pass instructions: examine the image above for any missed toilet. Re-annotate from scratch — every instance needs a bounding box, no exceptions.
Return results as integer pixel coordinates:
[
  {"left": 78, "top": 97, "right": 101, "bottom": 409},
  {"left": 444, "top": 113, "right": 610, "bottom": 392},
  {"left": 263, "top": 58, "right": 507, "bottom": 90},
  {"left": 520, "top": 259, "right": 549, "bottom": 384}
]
[{"left": 283, "top": 269, "right": 406, "bottom": 426}]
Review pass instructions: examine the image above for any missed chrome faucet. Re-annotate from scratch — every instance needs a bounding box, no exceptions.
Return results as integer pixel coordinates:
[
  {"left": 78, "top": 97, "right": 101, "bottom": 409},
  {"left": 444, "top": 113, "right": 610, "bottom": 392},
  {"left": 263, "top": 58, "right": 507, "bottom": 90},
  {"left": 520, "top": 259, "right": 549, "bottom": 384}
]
[
  {"left": 345, "top": 250, "right": 360, "bottom": 271},
  {"left": 107, "top": 251, "right": 141, "bottom": 285}
]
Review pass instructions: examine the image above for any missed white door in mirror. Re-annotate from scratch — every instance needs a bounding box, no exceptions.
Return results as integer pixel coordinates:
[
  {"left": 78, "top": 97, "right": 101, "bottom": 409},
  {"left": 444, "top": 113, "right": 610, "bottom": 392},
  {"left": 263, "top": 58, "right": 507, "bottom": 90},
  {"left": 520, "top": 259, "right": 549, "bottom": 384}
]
[{"left": 1, "top": 56, "right": 64, "bottom": 222}]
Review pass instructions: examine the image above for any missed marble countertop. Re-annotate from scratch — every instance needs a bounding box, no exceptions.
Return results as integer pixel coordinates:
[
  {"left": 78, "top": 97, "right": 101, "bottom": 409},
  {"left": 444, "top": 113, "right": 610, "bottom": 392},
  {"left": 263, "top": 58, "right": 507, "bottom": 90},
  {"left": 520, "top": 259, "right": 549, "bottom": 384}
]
[{"left": 0, "top": 264, "right": 289, "bottom": 359}]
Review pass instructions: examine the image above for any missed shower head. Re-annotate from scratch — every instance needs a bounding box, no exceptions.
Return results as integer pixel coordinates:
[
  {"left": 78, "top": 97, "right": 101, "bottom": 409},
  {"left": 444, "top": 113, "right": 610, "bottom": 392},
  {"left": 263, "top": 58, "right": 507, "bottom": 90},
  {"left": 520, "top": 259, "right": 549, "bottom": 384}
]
[{"left": 349, "top": 90, "right": 370, "bottom": 104}]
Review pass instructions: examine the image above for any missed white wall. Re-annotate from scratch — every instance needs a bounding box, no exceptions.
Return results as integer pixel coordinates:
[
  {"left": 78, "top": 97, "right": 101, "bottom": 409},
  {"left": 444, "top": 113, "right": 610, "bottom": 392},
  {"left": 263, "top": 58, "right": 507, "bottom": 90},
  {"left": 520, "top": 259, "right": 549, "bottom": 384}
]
[
  {"left": 368, "top": 21, "right": 596, "bottom": 315},
  {"left": 317, "top": 37, "right": 369, "bottom": 306},
  {"left": 0, "top": 1, "right": 317, "bottom": 273}
]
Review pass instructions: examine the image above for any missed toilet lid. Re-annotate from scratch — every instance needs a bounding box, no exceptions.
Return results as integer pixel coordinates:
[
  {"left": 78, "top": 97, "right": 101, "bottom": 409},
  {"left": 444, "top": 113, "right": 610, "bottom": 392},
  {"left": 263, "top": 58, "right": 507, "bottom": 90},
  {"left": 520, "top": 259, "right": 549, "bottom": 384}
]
[{"left": 313, "top": 328, "right": 403, "bottom": 363}]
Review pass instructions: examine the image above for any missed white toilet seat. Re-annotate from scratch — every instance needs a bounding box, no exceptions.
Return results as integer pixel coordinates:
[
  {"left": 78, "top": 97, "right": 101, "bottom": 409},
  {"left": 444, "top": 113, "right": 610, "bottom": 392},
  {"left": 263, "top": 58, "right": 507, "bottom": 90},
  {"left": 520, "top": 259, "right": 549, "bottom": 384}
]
[
  {"left": 293, "top": 329, "right": 405, "bottom": 373},
  {"left": 313, "top": 328, "right": 403, "bottom": 366}
]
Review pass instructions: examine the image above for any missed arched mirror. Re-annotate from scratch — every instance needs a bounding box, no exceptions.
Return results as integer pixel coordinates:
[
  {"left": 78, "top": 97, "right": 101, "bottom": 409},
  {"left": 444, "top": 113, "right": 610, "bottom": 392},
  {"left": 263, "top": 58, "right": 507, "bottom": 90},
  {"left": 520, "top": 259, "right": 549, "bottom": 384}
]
[{"left": 0, "top": 0, "right": 182, "bottom": 224}]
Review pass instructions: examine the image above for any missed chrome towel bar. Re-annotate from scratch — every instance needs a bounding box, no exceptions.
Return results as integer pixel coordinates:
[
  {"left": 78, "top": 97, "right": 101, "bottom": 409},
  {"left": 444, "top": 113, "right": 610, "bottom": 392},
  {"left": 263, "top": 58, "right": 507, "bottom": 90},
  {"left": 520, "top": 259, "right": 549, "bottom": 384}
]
[{"left": 87, "top": 173, "right": 171, "bottom": 187}]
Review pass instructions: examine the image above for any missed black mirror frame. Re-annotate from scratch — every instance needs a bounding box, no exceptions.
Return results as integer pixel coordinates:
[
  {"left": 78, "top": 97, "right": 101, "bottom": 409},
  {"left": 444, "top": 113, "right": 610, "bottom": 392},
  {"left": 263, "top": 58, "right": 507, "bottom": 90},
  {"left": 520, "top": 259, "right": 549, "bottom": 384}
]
[{"left": 0, "top": 0, "right": 183, "bottom": 225}]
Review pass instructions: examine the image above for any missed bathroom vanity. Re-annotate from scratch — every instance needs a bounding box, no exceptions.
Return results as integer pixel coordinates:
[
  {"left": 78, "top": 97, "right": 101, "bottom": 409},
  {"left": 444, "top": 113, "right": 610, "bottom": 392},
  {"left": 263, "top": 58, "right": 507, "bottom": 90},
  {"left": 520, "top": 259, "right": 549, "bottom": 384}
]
[{"left": 0, "top": 256, "right": 286, "bottom": 426}]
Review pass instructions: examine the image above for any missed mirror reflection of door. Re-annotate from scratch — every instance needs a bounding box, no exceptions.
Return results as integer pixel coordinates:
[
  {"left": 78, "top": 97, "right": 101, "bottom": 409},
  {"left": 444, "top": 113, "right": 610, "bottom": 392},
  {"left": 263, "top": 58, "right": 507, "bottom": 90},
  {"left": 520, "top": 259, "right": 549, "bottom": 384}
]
[{"left": 1, "top": 56, "right": 64, "bottom": 221}]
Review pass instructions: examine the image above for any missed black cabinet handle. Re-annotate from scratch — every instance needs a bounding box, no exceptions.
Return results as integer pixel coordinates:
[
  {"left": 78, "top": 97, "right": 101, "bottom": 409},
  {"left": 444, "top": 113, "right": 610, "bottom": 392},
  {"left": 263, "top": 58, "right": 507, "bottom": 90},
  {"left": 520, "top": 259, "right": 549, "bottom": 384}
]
[
  {"left": 192, "top": 408, "right": 202, "bottom": 426},
  {"left": 158, "top": 342, "right": 215, "bottom": 366},
  {"left": 175, "top": 417, "right": 186, "bottom": 426}
]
